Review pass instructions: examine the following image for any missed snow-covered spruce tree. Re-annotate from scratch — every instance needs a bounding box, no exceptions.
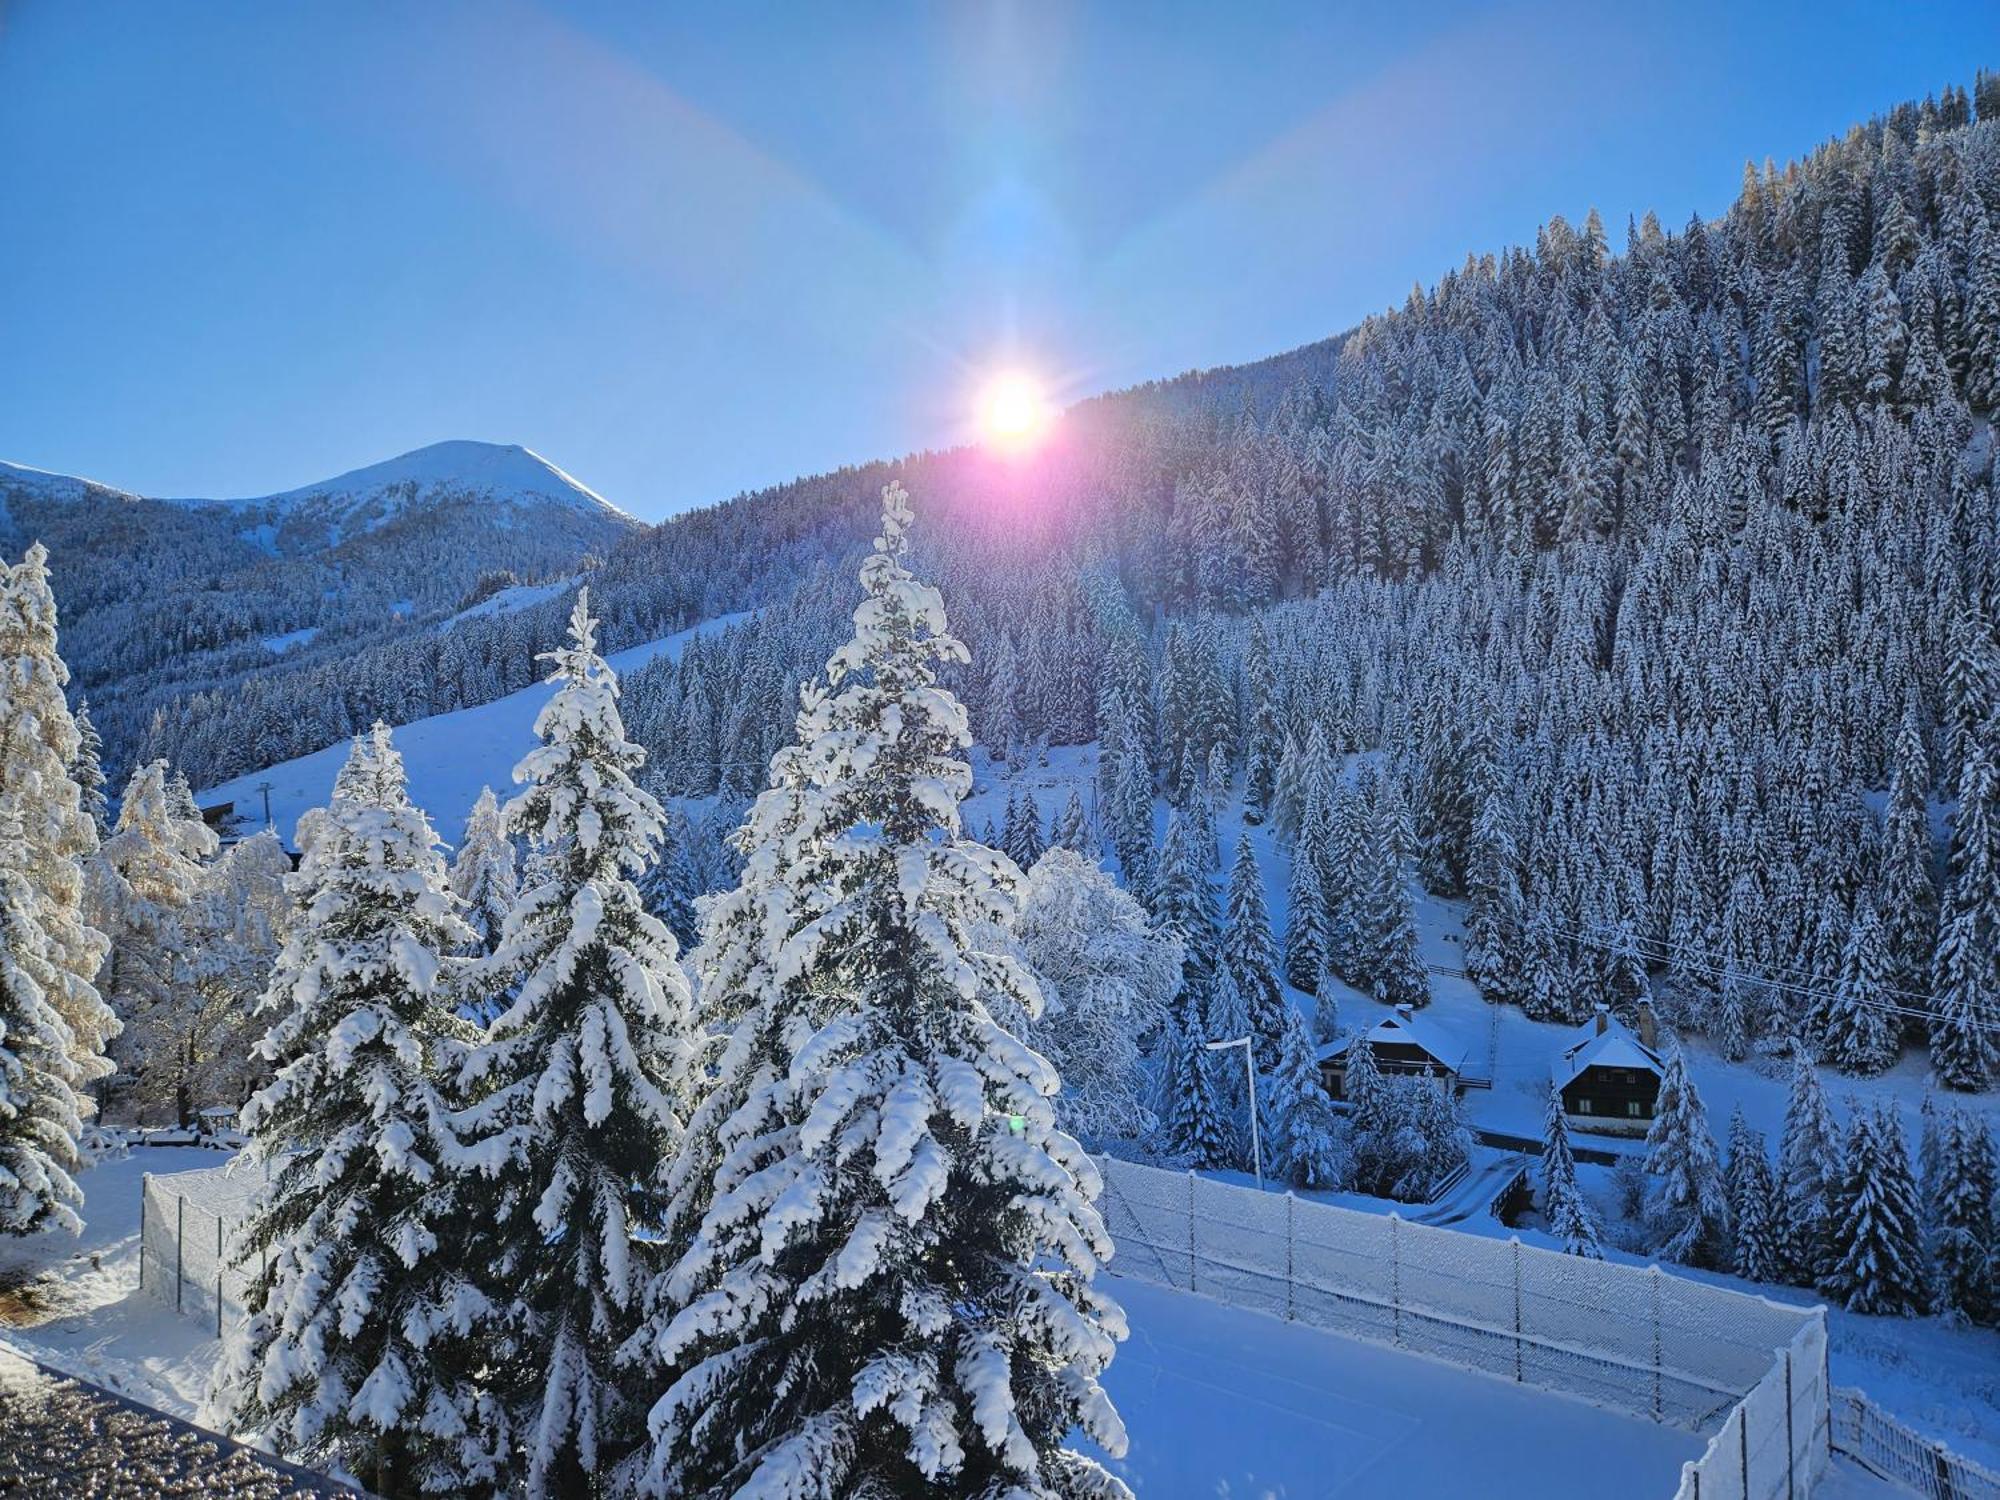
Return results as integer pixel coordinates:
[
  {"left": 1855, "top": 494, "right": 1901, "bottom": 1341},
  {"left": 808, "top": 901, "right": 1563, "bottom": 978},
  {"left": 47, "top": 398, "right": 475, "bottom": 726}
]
[
  {"left": 1356, "top": 792, "right": 1429, "bottom": 1010},
  {"left": 1824, "top": 1103, "right": 1929, "bottom": 1316},
  {"left": 1540, "top": 1082, "right": 1601, "bottom": 1259},
  {"left": 1003, "top": 790, "right": 1045, "bottom": 872},
  {"left": 0, "top": 546, "right": 115, "bottom": 1119},
  {"left": 1050, "top": 789, "right": 1090, "bottom": 854},
  {"left": 1151, "top": 809, "right": 1220, "bottom": 1008},
  {"left": 1822, "top": 897, "right": 1897, "bottom": 1076},
  {"left": 1283, "top": 798, "right": 1333, "bottom": 992},
  {"left": 455, "top": 592, "right": 698, "bottom": 1497},
  {"left": 1266, "top": 1002, "right": 1346, "bottom": 1189},
  {"left": 449, "top": 786, "right": 517, "bottom": 957},
  {"left": 634, "top": 484, "right": 1130, "bottom": 1499},
  {"left": 1725, "top": 1109, "right": 1782, "bottom": 1284},
  {"left": 1222, "top": 833, "right": 1286, "bottom": 1062},
  {"left": 208, "top": 724, "right": 495, "bottom": 1497},
  {"left": 69, "top": 694, "right": 110, "bottom": 841},
  {"left": 1778, "top": 1049, "right": 1841, "bottom": 1287},
  {"left": 1159, "top": 991, "right": 1229, "bottom": 1170},
  {"left": 0, "top": 805, "right": 93, "bottom": 1235},
  {"left": 1929, "top": 1107, "right": 1996, "bottom": 1326},
  {"left": 1642, "top": 1044, "right": 1729, "bottom": 1268},
  {"left": 1001, "top": 848, "right": 1181, "bottom": 1145},
  {"left": 1931, "top": 720, "right": 1999, "bottom": 1089},
  {"left": 93, "top": 758, "right": 218, "bottom": 1123},
  {"left": 1876, "top": 699, "right": 1936, "bottom": 997},
  {"left": 1312, "top": 962, "right": 1340, "bottom": 1045}
]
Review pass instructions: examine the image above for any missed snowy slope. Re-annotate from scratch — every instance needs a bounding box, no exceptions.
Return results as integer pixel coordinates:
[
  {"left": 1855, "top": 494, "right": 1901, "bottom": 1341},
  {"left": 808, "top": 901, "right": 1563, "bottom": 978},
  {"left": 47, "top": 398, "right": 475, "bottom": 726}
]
[{"left": 201, "top": 611, "right": 749, "bottom": 847}]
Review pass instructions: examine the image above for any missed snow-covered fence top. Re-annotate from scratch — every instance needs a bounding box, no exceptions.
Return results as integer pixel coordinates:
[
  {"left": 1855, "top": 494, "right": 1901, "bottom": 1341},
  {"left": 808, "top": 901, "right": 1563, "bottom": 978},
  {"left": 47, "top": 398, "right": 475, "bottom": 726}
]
[
  {"left": 139, "top": 1161, "right": 268, "bottom": 1337},
  {"left": 1094, "top": 1156, "right": 1831, "bottom": 1497}
]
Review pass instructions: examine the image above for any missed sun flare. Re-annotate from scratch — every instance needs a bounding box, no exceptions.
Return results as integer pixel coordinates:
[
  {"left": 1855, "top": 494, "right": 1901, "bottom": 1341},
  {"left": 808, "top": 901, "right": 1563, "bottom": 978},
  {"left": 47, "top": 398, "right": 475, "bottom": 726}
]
[{"left": 977, "top": 371, "right": 1053, "bottom": 453}]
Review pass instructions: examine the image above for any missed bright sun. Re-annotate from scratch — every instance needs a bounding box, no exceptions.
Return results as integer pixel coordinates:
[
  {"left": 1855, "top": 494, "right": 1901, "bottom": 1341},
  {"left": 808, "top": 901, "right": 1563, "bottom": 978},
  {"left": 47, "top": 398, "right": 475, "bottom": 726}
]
[{"left": 977, "top": 371, "right": 1053, "bottom": 453}]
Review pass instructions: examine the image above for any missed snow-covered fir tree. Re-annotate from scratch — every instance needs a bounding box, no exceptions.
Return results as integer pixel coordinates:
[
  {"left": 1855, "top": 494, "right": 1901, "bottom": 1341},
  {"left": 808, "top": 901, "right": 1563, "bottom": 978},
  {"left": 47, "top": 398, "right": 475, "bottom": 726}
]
[
  {"left": 208, "top": 724, "right": 495, "bottom": 1497},
  {"left": 1931, "top": 720, "right": 1999, "bottom": 1089},
  {"left": 1928, "top": 1105, "right": 1996, "bottom": 1326},
  {"left": 0, "top": 806, "right": 94, "bottom": 1235},
  {"left": 1540, "top": 1082, "right": 1601, "bottom": 1259},
  {"left": 1643, "top": 1044, "right": 1729, "bottom": 1268},
  {"left": 1778, "top": 1049, "right": 1841, "bottom": 1287},
  {"left": 1159, "top": 990, "right": 1229, "bottom": 1170},
  {"left": 1725, "top": 1108, "right": 1782, "bottom": 1284},
  {"left": 1265, "top": 1002, "right": 1346, "bottom": 1189},
  {"left": 1222, "top": 833, "right": 1286, "bottom": 1061},
  {"left": 1311, "top": 963, "right": 1340, "bottom": 1045},
  {"left": 1825, "top": 1102, "right": 1929, "bottom": 1316},
  {"left": 68, "top": 695, "right": 110, "bottom": 842},
  {"left": 449, "top": 786, "right": 518, "bottom": 957},
  {"left": 632, "top": 484, "right": 1131, "bottom": 1499},
  {"left": 455, "top": 592, "right": 698, "bottom": 1496},
  {"left": 1050, "top": 788, "right": 1090, "bottom": 854},
  {"left": 1002, "top": 789, "right": 1045, "bottom": 871},
  {"left": 0, "top": 546, "right": 115, "bottom": 1124},
  {"left": 1821, "top": 898, "right": 1897, "bottom": 1076}
]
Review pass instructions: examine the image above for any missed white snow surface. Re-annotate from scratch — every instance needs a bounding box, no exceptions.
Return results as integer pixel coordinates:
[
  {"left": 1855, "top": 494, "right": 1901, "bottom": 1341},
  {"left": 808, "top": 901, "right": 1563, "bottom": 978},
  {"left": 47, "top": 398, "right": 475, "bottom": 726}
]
[
  {"left": 441, "top": 577, "right": 574, "bottom": 632},
  {"left": 186, "top": 440, "right": 633, "bottom": 521},
  {"left": 0, "top": 1145, "right": 236, "bottom": 1419},
  {"left": 259, "top": 627, "right": 320, "bottom": 656},
  {"left": 202, "top": 611, "right": 748, "bottom": 847}
]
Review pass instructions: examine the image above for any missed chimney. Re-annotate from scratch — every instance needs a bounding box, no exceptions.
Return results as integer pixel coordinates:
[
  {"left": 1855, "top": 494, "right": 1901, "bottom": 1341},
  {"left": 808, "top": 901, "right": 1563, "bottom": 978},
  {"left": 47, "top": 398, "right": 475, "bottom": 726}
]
[
  {"left": 1594, "top": 1003, "right": 1609, "bottom": 1036},
  {"left": 1636, "top": 999, "right": 1658, "bottom": 1049},
  {"left": 1394, "top": 1003, "right": 1415, "bottom": 1025}
]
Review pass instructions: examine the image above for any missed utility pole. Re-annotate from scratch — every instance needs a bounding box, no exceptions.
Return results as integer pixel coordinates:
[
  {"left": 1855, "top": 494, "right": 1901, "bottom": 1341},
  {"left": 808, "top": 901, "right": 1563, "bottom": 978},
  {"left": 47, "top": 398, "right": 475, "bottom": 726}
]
[
  {"left": 1205, "top": 1034, "right": 1262, "bottom": 1190},
  {"left": 255, "top": 780, "right": 273, "bottom": 829}
]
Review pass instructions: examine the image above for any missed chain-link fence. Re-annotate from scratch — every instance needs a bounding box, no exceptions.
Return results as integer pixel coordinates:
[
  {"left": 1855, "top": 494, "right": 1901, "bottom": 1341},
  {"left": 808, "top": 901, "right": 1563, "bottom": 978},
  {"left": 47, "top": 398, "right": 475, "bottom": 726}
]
[
  {"left": 138, "top": 1162, "right": 265, "bottom": 1338},
  {"left": 1094, "top": 1155, "right": 1832, "bottom": 1498},
  {"left": 1829, "top": 1386, "right": 2000, "bottom": 1500}
]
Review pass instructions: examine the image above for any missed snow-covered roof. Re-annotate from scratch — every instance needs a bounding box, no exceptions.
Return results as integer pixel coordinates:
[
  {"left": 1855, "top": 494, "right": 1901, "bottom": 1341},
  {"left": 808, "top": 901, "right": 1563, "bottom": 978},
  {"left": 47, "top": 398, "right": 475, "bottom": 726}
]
[
  {"left": 1551, "top": 1014, "right": 1665, "bottom": 1090},
  {"left": 1319, "top": 1009, "right": 1467, "bottom": 1071}
]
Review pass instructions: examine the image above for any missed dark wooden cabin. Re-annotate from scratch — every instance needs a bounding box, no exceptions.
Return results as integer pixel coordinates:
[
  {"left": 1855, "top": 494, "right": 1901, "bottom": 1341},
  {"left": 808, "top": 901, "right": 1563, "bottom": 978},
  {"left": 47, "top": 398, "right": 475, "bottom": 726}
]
[{"left": 1552, "top": 1007, "right": 1665, "bottom": 1137}]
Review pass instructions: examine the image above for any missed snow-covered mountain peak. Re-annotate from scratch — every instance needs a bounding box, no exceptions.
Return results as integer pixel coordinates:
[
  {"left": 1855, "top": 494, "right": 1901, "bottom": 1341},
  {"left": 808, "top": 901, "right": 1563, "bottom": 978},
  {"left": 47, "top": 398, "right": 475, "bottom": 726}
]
[{"left": 244, "top": 439, "right": 632, "bottom": 522}]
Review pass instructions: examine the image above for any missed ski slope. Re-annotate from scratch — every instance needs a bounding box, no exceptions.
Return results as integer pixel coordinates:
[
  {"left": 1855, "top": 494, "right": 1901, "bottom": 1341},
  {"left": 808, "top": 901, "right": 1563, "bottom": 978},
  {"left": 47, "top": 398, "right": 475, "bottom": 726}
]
[{"left": 201, "top": 612, "right": 748, "bottom": 847}]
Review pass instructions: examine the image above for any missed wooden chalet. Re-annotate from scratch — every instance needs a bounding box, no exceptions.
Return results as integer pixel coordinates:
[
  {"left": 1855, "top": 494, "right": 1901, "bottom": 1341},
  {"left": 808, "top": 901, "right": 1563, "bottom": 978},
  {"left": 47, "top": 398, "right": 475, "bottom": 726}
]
[
  {"left": 1551, "top": 1006, "right": 1665, "bottom": 1137},
  {"left": 1317, "top": 1004, "right": 1469, "bottom": 1100}
]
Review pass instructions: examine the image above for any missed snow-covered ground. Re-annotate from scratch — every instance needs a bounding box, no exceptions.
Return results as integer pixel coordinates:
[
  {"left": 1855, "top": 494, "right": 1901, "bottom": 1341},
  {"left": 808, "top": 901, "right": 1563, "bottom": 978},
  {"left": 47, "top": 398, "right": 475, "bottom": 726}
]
[
  {"left": 201, "top": 610, "right": 749, "bottom": 846},
  {"left": 0, "top": 1145, "right": 235, "bottom": 1419},
  {"left": 1100, "top": 1274, "right": 1703, "bottom": 1498},
  {"left": 440, "top": 576, "right": 574, "bottom": 632}
]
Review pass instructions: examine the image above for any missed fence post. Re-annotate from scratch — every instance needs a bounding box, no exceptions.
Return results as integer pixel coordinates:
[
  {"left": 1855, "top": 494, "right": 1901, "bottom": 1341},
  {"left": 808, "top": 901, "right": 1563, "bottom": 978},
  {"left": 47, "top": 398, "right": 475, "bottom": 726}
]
[
  {"left": 1511, "top": 1236, "right": 1523, "bottom": 1383},
  {"left": 1740, "top": 1403, "right": 1750, "bottom": 1500},
  {"left": 216, "top": 1212, "right": 225, "bottom": 1339},
  {"left": 1186, "top": 1172, "right": 1197, "bottom": 1295},
  {"left": 138, "top": 1174, "right": 148, "bottom": 1292},
  {"left": 1650, "top": 1266, "right": 1662, "bottom": 1423},
  {"left": 175, "top": 1193, "right": 185, "bottom": 1313},
  {"left": 1784, "top": 1347, "right": 1795, "bottom": 1500},
  {"left": 1390, "top": 1215, "right": 1403, "bottom": 1348},
  {"left": 1285, "top": 1193, "right": 1296, "bottom": 1322}
]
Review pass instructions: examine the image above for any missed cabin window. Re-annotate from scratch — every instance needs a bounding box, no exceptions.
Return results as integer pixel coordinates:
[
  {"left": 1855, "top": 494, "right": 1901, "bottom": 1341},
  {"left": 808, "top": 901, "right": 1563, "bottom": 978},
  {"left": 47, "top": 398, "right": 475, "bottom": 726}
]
[
  {"left": 1576, "top": 1097, "right": 1593, "bottom": 1114},
  {"left": 1627, "top": 1101, "right": 1645, "bottom": 1118}
]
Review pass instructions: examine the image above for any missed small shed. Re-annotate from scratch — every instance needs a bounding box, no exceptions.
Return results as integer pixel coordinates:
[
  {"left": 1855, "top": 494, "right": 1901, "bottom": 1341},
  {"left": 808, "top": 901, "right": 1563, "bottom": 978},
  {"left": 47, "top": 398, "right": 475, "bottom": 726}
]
[
  {"left": 1552, "top": 1007, "right": 1665, "bottom": 1136},
  {"left": 1318, "top": 1004, "right": 1468, "bottom": 1100}
]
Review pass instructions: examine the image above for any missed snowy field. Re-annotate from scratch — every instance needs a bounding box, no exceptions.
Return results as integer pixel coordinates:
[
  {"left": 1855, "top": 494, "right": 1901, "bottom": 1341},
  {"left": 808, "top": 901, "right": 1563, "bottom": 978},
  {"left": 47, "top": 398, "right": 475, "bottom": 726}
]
[
  {"left": 1100, "top": 1275, "right": 1702, "bottom": 1498},
  {"left": 201, "top": 611, "right": 749, "bottom": 846}
]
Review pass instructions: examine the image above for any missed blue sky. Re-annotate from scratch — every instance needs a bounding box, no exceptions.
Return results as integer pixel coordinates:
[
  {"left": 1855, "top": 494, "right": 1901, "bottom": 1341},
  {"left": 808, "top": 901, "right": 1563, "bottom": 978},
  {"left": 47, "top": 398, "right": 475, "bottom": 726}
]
[{"left": 1, "top": 2, "right": 1993, "bottom": 521}]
